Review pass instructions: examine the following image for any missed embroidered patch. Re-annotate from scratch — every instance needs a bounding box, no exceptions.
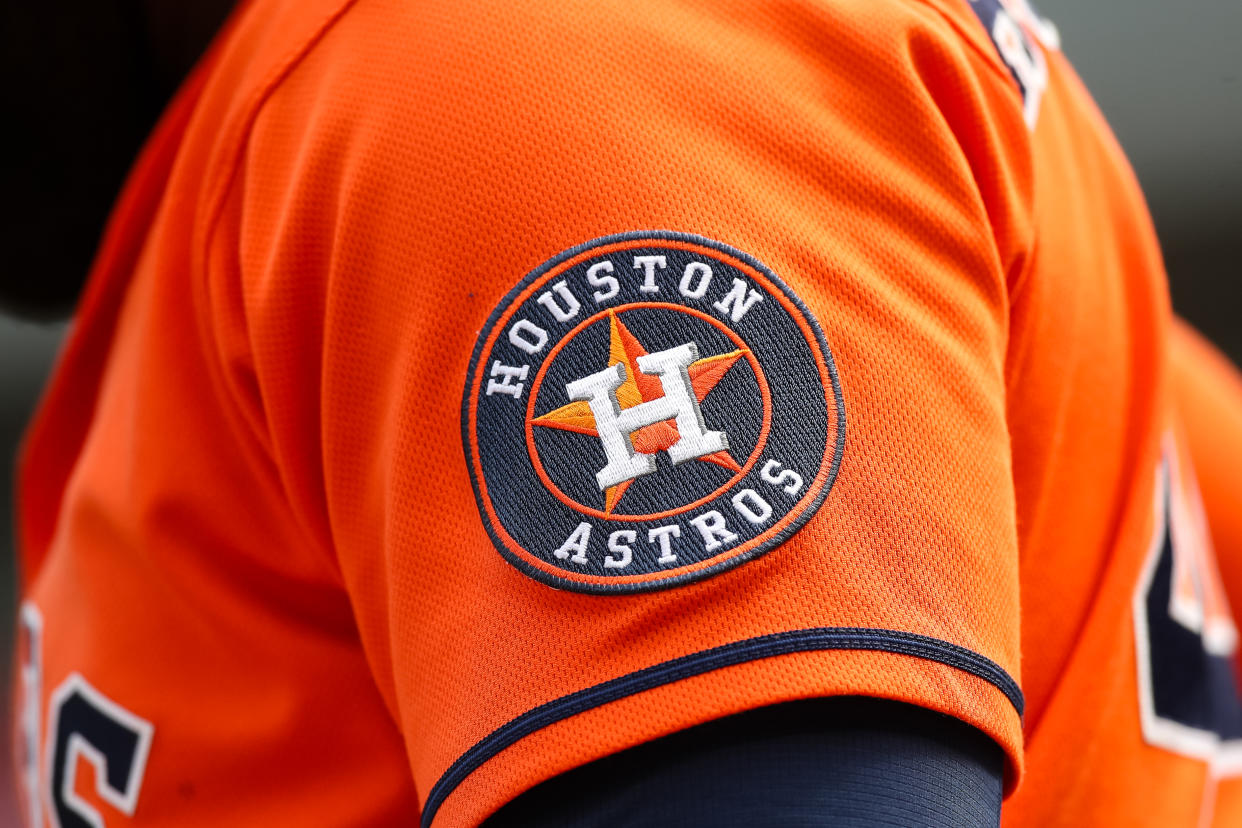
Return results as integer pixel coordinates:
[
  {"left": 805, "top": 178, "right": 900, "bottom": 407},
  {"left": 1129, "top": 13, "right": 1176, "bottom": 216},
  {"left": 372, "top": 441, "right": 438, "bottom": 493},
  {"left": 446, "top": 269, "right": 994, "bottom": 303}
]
[{"left": 463, "top": 231, "right": 844, "bottom": 593}]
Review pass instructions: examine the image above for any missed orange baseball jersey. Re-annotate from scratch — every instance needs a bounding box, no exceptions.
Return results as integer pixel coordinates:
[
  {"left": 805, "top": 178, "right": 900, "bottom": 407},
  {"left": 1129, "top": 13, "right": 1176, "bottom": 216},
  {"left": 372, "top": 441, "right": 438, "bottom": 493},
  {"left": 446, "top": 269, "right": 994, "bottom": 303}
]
[{"left": 12, "top": 0, "right": 1242, "bottom": 825}]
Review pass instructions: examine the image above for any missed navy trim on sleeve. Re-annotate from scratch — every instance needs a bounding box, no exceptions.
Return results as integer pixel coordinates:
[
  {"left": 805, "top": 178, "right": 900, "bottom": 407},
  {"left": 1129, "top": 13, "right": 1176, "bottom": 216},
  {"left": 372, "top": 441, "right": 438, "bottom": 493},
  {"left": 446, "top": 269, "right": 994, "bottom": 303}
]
[{"left": 421, "top": 626, "right": 1022, "bottom": 827}]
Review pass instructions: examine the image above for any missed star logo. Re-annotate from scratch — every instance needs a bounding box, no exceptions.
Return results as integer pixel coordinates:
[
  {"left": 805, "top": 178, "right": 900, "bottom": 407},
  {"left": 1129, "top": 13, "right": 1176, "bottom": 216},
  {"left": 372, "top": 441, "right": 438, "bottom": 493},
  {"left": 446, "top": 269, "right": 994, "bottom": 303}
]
[{"left": 531, "top": 310, "right": 747, "bottom": 514}]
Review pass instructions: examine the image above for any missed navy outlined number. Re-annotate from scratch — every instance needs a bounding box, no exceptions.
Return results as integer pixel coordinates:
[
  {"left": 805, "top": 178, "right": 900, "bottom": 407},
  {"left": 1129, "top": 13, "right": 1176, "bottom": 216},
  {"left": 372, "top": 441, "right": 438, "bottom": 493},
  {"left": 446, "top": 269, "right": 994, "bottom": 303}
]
[
  {"left": 45, "top": 675, "right": 154, "bottom": 828},
  {"left": 967, "top": 0, "right": 1059, "bottom": 129},
  {"left": 16, "top": 602, "right": 155, "bottom": 828},
  {"left": 1134, "top": 442, "right": 1242, "bottom": 774}
]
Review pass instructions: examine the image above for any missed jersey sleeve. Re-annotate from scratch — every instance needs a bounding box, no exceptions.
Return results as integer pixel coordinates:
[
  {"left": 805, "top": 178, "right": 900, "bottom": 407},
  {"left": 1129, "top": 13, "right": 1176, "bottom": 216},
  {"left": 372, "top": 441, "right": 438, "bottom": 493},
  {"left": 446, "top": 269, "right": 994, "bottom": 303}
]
[{"left": 202, "top": 0, "right": 1034, "bottom": 823}]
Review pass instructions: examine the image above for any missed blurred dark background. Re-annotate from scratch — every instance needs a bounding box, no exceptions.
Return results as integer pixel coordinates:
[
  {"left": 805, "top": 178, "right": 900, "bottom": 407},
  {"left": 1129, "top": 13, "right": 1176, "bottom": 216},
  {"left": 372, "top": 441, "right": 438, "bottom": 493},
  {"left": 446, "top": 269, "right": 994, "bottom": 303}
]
[{"left": 0, "top": 0, "right": 1238, "bottom": 822}]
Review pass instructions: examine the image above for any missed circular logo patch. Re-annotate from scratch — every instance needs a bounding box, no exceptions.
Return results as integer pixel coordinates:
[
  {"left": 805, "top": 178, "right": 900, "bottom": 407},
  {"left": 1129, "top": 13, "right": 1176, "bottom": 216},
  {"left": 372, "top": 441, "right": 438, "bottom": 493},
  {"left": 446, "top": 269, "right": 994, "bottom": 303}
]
[{"left": 463, "top": 231, "right": 844, "bottom": 593}]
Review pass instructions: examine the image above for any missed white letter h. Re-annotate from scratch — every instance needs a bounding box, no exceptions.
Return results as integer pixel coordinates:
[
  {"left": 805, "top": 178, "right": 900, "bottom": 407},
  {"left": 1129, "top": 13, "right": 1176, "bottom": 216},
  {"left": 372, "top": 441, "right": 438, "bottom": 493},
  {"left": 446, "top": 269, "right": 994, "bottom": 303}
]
[{"left": 565, "top": 343, "right": 728, "bottom": 490}]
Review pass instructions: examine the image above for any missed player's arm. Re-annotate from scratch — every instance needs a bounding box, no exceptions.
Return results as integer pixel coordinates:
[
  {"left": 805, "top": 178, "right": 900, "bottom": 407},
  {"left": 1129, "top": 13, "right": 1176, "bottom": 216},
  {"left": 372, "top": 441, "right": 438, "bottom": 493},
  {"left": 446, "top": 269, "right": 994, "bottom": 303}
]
[
  {"left": 486, "top": 697, "right": 1003, "bottom": 827},
  {"left": 202, "top": 0, "right": 1035, "bottom": 823}
]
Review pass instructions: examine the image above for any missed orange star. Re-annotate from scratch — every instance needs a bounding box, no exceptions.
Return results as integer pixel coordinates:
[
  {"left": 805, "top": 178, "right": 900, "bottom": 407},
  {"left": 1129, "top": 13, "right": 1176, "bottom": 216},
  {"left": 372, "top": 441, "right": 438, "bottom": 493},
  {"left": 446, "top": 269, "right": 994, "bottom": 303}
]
[{"left": 532, "top": 310, "right": 747, "bottom": 513}]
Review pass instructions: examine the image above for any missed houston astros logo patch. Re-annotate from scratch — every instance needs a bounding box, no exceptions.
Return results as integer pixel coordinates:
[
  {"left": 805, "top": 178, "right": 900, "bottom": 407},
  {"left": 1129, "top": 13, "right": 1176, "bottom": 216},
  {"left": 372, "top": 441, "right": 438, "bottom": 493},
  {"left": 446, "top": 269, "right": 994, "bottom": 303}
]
[{"left": 463, "top": 231, "right": 844, "bottom": 593}]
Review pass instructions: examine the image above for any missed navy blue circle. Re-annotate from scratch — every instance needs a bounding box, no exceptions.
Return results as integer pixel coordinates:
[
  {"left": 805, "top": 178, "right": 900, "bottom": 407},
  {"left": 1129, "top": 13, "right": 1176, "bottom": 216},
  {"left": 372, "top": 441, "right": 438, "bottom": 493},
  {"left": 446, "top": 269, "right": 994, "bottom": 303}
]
[{"left": 464, "top": 231, "right": 845, "bottom": 594}]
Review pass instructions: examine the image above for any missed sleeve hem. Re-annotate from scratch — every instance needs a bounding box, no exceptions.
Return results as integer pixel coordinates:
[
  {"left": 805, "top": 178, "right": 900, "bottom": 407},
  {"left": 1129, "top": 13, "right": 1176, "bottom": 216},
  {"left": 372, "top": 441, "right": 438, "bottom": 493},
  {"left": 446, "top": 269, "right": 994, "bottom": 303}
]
[{"left": 421, "top": 626, "right": 1022, "bottom": 827}]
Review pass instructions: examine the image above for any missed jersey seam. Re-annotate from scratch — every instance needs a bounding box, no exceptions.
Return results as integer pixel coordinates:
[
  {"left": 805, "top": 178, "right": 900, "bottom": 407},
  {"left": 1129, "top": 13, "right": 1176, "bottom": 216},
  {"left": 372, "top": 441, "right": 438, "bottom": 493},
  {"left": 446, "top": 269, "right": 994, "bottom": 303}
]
[
  {"left": 421, "top": 626, "right": 1023, "bottom": 827},
  {"left": 909, "top": 0, "right": 1029, "bottom": 100},
  {"left": 195, "top": 0, "right": 363, "bottom": 251},
  {"left": 192, "top": 0, "right": 364, "bottom": 586},
  {"left": 908, "top": 0, "right": 1041, "bottom": 303}
]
